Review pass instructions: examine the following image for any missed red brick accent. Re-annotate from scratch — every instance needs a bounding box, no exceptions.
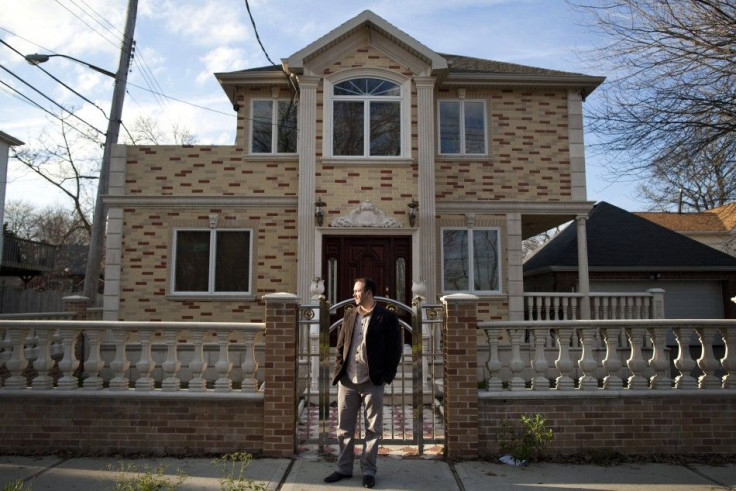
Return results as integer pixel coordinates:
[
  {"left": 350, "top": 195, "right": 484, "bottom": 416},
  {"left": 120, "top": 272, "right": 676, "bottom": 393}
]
[
  {"left": 262, "top": 293, "right": 299, "bottom": 457},
  {"left": 0, "top": 395, "right": 264, "bottom": 456},
  {"left": 442, "top": 294, "right": 480, "bottom": 460},
  {"left": 478, "top": 394, "right": 736, "bottom": 456}
]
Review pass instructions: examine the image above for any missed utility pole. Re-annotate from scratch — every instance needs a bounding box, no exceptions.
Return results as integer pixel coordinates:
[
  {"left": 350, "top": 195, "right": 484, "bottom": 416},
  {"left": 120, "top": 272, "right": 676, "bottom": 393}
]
[{"left": 82, "top": 0, "right": 138, "bottom": 305}]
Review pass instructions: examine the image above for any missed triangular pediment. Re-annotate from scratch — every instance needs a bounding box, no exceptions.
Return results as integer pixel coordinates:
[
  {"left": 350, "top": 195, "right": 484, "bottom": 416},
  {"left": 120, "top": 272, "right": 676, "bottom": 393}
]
[{"left": 284, "top": 10, "right": 447, "bottom": 76}]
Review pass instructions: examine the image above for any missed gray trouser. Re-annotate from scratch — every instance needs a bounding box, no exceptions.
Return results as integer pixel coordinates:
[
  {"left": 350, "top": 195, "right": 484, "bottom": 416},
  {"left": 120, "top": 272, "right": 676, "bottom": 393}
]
[{"left": 336, "top": 377, "right": 384, "bottom": 476}]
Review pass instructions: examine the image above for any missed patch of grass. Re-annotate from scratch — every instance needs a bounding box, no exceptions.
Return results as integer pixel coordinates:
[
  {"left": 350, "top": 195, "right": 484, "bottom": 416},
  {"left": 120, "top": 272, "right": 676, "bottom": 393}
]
[
  {"left": 2, "top": 479, "right": 29, "bottom": 491},
  {"left": 213, "top": 452, "right": 265, "bottom": 491},
  {"left": 109, "top": 462, "right": 187, "bottom": 491}
]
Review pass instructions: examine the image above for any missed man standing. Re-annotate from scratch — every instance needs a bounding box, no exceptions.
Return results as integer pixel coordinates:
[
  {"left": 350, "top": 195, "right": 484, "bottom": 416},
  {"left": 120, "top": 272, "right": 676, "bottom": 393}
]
[{"left": 324, "top": 278, "right": 403, "bottom": 489}]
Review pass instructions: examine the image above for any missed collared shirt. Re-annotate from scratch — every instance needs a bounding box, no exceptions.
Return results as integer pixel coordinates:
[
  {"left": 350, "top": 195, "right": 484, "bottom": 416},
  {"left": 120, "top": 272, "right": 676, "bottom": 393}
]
[{"left": 346, "top": 310, "right": 371, "bottom": 384}]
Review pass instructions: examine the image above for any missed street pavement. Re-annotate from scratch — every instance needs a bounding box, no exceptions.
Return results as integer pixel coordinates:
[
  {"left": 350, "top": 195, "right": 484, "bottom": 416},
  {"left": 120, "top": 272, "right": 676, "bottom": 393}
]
[{"left": 1, "top": 453, "right": 735, "bottom": 490}]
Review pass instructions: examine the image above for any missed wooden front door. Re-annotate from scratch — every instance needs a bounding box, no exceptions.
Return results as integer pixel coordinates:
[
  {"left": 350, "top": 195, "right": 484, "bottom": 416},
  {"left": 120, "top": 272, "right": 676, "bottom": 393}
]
[{"left": 322, "top": 236, "right": 412, "bottom": 304}]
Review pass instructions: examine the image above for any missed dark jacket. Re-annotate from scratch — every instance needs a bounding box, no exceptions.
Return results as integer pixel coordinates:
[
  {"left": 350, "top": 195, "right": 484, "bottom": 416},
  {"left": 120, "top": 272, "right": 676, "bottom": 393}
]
[{"left": 331, "top": 303, "right": 403, "bottom": 386}]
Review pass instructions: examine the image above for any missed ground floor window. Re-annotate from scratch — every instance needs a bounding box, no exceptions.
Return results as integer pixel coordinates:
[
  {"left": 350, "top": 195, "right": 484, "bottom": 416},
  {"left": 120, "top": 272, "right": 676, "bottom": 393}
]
[
  {"left": 172, "top": 229, "right": 251, "bottom": 294},
  {"left": 442, "top": 228, "right": 500, "bottom": 293}
]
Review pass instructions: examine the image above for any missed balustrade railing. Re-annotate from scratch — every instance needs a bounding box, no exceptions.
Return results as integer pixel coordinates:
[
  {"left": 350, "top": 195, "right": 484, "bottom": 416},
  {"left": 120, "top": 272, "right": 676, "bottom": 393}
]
[
  {"left": 479, "top": 319, "right": 735, "bottom": 391},
  {"left": 0, "top": 320, "right": 265, "bottom": 393},
  {"left": 524, "top": 291, "right": 662, "bottom": 321}
]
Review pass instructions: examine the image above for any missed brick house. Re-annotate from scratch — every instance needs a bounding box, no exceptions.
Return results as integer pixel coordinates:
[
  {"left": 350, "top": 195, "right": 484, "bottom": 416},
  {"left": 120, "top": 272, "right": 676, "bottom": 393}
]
[
  {"left": 635, "top": 203, "right": 736, "bottom": 258},
  {"left": 102, "top": 10, "right": 604, "bottom": 322}
]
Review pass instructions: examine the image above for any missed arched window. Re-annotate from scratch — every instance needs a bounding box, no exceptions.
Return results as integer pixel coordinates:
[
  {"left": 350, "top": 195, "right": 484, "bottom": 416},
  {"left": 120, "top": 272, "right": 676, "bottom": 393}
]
[{"left": 332, "top": 77, "right": 402, "bottom": 157}]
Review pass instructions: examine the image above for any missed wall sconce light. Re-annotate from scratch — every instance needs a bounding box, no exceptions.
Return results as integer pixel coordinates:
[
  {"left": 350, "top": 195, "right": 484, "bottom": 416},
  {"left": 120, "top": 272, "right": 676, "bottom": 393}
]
[
  {"left": 408, "top": 199, "right": 418, "bottom": 227},
  {"left": 315, "top": 198, "right": 326, "bottom": 226}
]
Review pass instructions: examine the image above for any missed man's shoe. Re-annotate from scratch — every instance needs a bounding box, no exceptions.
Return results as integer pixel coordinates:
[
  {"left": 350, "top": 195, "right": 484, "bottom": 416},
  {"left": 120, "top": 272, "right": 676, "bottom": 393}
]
[
  {"left": 324, "top": 471, "right": 351, "bottom": 483},
  {"left": 362, "top": 475, "right": 375, "bottom": 488}
]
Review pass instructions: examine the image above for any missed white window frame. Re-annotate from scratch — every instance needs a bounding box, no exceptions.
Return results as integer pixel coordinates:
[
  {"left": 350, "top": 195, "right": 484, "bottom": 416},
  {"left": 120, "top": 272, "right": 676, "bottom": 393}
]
[
  {"left": 440, "top": 227, "right": 502, "bottom": 294},
  {"left": 323, "top": 69, "right": 411, "bottom": 160},
  {"left": 249, "top": 99, "right": 298, "bottom": 155},
  {"left": 437, "top": 99, "right": 488, "bottom": 155},
  {"left": 171, "top": 228, "right": 253, "bottom": 296}
]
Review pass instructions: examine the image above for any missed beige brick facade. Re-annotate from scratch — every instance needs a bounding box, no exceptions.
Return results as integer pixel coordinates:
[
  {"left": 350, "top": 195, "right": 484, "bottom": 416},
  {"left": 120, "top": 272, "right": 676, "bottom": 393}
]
[{"left": 106, "top": 11, "right": 601, "bottom": 323}]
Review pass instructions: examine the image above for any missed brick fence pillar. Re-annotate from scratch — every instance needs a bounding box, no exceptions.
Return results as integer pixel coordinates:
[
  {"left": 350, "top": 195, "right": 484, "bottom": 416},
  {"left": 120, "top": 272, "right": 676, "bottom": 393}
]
[
  {"left": 441, "top": 293, "right": 479, "bottom": 460},
  {"left": 63, "top": 295, "right": 89, "bottom": 320},
  {"left": 262, "top": 292, "right": 299, "bottom": 457}
]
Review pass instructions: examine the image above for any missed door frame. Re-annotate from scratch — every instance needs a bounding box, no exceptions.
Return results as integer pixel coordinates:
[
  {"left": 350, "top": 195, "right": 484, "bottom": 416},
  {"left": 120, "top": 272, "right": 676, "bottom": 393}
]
[{"left": 314, "top": 227, "right": 421, "bottom": 296}]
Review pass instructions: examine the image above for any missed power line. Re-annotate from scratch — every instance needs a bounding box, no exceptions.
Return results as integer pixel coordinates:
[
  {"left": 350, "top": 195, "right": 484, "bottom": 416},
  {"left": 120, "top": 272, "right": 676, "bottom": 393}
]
[
  {"left": 244, "top": 0, "right": 276, "bottom": 66},
  {"left": 0, "top": 64, "right": 106, "bottom": 136},
  {"left": 0, "top": 79, "right": 102, "bottom": 142},
  {"left": 0, "top": 39, "right": 110, "bottom": 120}
]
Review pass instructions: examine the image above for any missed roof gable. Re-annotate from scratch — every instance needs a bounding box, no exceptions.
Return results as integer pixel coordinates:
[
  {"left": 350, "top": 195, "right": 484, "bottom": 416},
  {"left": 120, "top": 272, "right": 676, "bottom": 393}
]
[
  {"left": 524, "top": 201, "right": 736, "bottom": 272},
  {"left": 635, "top": 203, "right": 736, "bottom": 233},
  {"left": 285, "top": 10, "right": 447, "bottom": 75}
]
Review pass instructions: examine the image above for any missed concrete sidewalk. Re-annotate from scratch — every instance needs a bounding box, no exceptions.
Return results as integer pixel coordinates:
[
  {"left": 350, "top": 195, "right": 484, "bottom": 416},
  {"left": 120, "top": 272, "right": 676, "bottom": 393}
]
[{"left": 1, "top": 454, "right": 735, "bottom": 490}]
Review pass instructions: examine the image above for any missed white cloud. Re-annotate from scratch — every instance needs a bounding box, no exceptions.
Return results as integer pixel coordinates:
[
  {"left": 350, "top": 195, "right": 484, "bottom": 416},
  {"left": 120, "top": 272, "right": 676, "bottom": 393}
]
[{"left": 196, "top": 46, "right": 251, "bottom": 85}]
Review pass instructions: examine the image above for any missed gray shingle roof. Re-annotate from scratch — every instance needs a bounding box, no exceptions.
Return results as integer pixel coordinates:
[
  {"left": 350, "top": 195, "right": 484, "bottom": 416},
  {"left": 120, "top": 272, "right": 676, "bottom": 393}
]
[{"left": 524, "top": 202, "right": 736, "bottom": 272}]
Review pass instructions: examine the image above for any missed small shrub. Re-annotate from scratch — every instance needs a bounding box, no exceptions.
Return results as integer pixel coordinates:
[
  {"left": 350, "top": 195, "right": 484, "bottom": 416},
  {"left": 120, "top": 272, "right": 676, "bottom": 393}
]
[
  {"left": 498, "top": 413, "right": 554, "bottom": 464},
  {"left": 109, "top": 462, "right": 187, "bottom": 491},
  {"left": 214, "top": 452, "right": 265, "bottom": 491}
]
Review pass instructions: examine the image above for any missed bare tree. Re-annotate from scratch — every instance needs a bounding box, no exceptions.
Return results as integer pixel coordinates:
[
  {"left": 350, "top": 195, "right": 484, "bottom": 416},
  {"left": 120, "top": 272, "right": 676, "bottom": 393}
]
[
  {"left": 572, "top": 0, "right": 736, "bottom": 210},
  {"left": 125, "top": 115, "right": 198, "bottom": 145},
  {"left": 10, "top": 112, "right": 98, "bottom": 235}
]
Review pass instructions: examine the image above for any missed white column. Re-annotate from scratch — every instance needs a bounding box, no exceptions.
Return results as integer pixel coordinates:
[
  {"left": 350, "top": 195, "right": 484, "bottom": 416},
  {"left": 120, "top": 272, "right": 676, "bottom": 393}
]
[
  {"left": 103, "top": 144, "right": 127, "bottom": 320},
  {"left": 576, "top": 214, "right": 591, "bottom": 319},
  {"left": 296, "top": 77, "right": 320, "bottom": 300},
  {"left": 415, "top": 76, "right": 437, "bottom": 301},
  {"left": 507, "top": 213, "right": 524, "bottom": 320}
]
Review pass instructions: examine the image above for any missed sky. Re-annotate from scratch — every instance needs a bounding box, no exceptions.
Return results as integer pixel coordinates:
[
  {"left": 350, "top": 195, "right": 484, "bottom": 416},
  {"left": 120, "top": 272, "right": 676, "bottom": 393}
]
[{"left": 0, "top": 0, "right": 640, "bottom": 212}]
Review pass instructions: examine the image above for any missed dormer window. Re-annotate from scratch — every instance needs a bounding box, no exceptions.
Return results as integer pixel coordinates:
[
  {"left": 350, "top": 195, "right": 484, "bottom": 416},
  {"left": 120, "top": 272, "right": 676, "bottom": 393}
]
[
  {"left": 327, "top": 75, "right": 407, "bottom": 158},
  {"left": 251, "top": 100, "right": 297, "bottom": 154}
]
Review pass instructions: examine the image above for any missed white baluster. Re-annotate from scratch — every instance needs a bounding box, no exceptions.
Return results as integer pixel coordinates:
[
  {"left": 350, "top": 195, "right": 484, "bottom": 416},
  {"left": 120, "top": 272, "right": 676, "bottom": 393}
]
[
  {"left": 601, "top": 297, "right": 610, "bottom": 320},
  {"left": 643, "top": 297, "right": 652, "bottom": 319},
  {"left": 525, "top": 296, "right": 534, "bottom": 321},
  {"left": 648, "top": 326, "right": 672, "bottom": 389},
  {"left": 610, "top": 297, "right": 618, "bottom": 320},
  {"left": 32, "top": 329, "right": 56, "bottom": 390},
  {"left": 214, "top": 331, "right": 233, "bottom": 392},
  {"left": 570, "top": 297, "right": 578, "bottom": 320},
  {"left": 161, "top": 330, "right": 181, "bottom": 391},
  {"left": 552, "top": 297, "right": 560, "bottom": 320},
  {"left": 82, "top": 329, "right": 105, "bottom": 390},
  {"left": 531, "top": 330, "right": 549, "bottom": 391},
  {"left": 109, "top": 329, "right": 131, "bottom": 390},
  {"left": 135, "top": 329, "right": 156, "bottom": 391},
  {"left": 719, "top": 326, "right": 735, "bottom": 390},
  {"left": 577, "top": 327, "right": 599, "bottom": 390},
  {"left": 696, "top": 327, "right": 722, "bottom": 389},
  {"left": 240, "top": 330, "right": 258, "bottom": 392},
  {"left": 601, "top": 327, "right": 623, "bottom": 389},
  {"left": 484, "top": 328, "right": 503, "bottom": 391},
  {"left": 508, "top": 329, "right": 525, "bottom": 390},
  {"left": 554, "top": 328, "right": 575, "bottom": 390},
  {"left": 188, "top": 330, "right": 208, "bottom": 392},
  {"left": 542, "top": 297, "right": 550, "bottom": 321},
  {"left": 672, "top": 327, "right": 697, "bottom": 389},
  {"left": 24, "top": 331, "right": 38, "bottom": 365},
  {"left": 592, "top": 297, "right": 600, "bottom": 320},
  {"left": 561, "top": 297, "right": 570, "bottom": 321},
  {"left": 625, "top": 327, "right": 648, "bottom": 389},
  {"left": 57, "top": 328, "right": 81, "bottom": 390},
  {"left": 626, "top": 297, "right": 634, "bottom": 319},
  {"left": 4, "top": 328, "right": 30, "bottom": 389}
]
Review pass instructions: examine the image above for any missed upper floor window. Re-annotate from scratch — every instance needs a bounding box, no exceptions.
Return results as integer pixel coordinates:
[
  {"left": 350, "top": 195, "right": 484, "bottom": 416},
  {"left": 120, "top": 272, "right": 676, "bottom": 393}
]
[
  {"left": 438, "top": 100, "right": 487, "bottom": 155},
  {"left": 251, "top": 100, "right": 297, "bottom": 154},
  {"left": 441, "top": 227, "right": 500, "bottom": 293},
  {"left": 332, "top": 77, "right": 402, "bottom": 157},
  {"left": 172, "top": 229, "right": 252, "bottom": 295}
]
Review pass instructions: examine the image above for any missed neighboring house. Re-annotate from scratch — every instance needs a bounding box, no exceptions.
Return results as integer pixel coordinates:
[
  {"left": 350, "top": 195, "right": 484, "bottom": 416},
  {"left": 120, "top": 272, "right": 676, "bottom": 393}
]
[
  {"left": 635, "top": 203, "right": 736, "bottom": 258},
  {"left": 0, "top": 131, "right": 24, "bottom": 267},
  {"left": 524, "top": 201, "right": 736, "bottom": 319},
  {"left": 103, "top": 10, "right": 605, "bottom": 322}
]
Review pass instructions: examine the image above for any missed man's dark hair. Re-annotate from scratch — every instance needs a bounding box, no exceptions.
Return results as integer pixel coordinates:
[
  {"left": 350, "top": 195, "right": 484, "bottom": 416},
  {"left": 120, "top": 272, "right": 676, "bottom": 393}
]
[{"left": 356, "top": 277, "right": 377, "bottom": 295}]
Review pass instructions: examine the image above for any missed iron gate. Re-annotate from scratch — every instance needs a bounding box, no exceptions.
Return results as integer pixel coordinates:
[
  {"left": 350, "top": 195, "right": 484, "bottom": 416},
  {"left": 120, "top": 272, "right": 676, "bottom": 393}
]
[{"left": 297, "top": 295, "right": 444, "bottom": 455}]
